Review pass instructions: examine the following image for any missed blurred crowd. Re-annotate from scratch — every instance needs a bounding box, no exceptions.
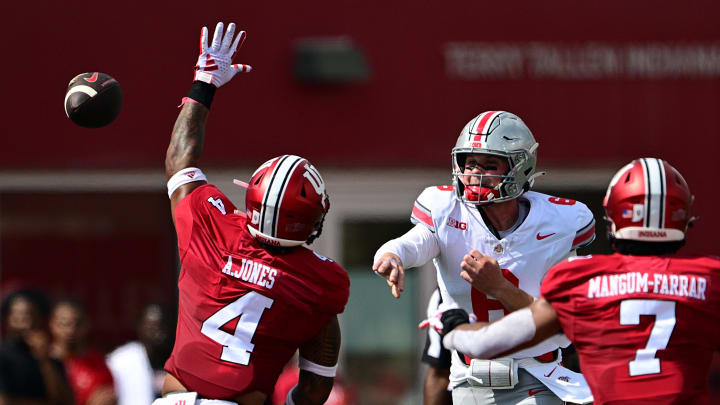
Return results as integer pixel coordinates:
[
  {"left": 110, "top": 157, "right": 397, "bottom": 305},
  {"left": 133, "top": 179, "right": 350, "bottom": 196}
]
[
  {"left": 0, "top": 288, "right": 356, "bottom": 405},
  {"left": 0, "top": 289, "right": 174, "bottom": 405}
]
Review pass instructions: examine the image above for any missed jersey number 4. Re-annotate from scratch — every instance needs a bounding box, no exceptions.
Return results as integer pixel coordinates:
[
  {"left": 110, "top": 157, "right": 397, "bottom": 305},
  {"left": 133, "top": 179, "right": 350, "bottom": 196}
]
[
  {"left": 619, "top": 299, "right": 676, "bottom": 376},
  {"left": 201, "top": 292, "right": 274, "bottom": 365}
]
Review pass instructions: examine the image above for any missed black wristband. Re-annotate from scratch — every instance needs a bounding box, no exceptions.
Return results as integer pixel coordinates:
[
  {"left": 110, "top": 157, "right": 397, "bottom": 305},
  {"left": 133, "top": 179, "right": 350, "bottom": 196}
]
[
  {"left": 187, "top": 81, "right": 216, "bottom": 108},
  {"left": 441, "top": 308, "right": 470, "bottom": 334}
]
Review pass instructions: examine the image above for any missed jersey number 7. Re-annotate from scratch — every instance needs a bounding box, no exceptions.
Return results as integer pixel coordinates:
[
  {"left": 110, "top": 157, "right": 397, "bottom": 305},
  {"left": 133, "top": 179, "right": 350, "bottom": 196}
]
[
  {"left": 201, "top": 291, "right": 274, "bottom": 365},
  {"left": 619, "top": 299, "right": 677, "bottom": 376}
]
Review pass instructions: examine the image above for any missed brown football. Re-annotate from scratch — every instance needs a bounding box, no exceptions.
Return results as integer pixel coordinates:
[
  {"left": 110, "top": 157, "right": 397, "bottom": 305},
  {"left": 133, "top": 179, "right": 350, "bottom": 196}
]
[{"left": 64, "top": 72, "right": 123, "bottom": 128}]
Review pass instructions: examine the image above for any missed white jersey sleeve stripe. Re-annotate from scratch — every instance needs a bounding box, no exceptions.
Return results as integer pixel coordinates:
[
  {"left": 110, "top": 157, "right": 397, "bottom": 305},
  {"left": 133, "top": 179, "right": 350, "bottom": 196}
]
[
  {"left": 572, "top": 218, "right": 596, "bottom": 250},
  {"left": 411, "top": 201, "right": 435, "bottom": 232}
]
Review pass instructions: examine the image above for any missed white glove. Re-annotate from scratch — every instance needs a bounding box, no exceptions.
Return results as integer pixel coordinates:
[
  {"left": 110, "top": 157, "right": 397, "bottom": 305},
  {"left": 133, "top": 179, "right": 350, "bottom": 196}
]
[{"left": 193, "top": 22, "right": 252, "bottom": 88}]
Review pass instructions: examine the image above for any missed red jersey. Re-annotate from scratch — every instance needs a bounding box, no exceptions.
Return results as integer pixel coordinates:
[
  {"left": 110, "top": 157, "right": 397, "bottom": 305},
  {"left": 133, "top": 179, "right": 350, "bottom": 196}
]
[
  {"left": 165, "top": 185, "right": 350, "bottom": 398},
  {"left": 63, "top": 349, "right": 114, "bottom": 405},
  {"left": 541, "top": 253, "right": 720, "bottom": 405}
]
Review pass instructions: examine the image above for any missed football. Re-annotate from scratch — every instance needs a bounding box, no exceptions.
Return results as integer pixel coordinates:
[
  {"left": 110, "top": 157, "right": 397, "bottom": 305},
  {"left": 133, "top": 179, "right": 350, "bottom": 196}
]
[{"left": 64, "top": 72, "right": 123, "bottom": 128}]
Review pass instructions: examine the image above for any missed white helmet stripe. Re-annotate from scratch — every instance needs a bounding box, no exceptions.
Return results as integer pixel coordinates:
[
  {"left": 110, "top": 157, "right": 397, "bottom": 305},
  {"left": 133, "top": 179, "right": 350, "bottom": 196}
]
[
  {"left": 641, "top": 158, "right": 666, "bottom": 229},
  {"left": 473, "top": 110, "right": 503, "bottom": 135},
  {"left": 260, "top": 155, "right": 304, "bottom": 236},
  {"left": 658, "top": 159, "right": 667, "bottom": 228},
  {"left": 272, "top": 156, "right": 305, "bottom": 236},
  {"left": 639, "top": 158, "right": 649, "bottom": 227},
  {"left": 258, "top": 156, "right": 281, "bottom": 235}
]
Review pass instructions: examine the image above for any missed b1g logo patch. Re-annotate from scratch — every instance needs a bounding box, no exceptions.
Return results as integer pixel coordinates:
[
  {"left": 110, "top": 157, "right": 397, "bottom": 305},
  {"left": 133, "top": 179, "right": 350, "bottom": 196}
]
[{"left": 447, "top": 217, "right": 467, "bottom": 230}]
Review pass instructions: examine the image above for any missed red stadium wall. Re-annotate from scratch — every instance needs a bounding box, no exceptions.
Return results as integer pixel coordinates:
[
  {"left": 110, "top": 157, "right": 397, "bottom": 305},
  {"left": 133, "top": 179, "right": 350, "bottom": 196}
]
[{"left": 2, "top": 3, "right": 718, "bottom": 246}]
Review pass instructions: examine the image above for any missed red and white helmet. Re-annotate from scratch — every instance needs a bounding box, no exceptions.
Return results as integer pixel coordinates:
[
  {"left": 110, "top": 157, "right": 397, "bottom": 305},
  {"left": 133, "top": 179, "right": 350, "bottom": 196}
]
[
  {"left": 243, "top": 155, "right": 329, "bottom": 247},
  {"left": 604, "top": 158, "right": 693, "bottom": 242}
]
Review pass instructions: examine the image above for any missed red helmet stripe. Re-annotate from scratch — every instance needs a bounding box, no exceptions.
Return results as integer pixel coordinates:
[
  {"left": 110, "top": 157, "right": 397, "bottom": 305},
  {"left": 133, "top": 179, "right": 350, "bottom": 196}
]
[{"left": 474, "top": 110, "right": 502, "bottom": 135}]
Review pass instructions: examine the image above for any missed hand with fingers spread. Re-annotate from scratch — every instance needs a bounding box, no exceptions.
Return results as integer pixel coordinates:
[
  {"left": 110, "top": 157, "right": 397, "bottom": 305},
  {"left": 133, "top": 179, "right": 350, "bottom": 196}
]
[
  {"left": 372, "top": 253, "right": 406, "bottom": 298},
  {"left": 460, "top": 249, "right": 511, "bottom": 297},
  {"left": 194, "top": 22, "right": 252, "bottom": 88}
]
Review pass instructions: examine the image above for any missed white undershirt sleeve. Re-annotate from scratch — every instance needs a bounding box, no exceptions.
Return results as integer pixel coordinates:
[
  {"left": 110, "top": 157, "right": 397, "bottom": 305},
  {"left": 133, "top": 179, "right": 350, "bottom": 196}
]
[
  {"left": 442, "top": 307, "right": 536, "bottom": 359},
  {"left": 373, "top": 223, "right": 440, "bottom": 268}
]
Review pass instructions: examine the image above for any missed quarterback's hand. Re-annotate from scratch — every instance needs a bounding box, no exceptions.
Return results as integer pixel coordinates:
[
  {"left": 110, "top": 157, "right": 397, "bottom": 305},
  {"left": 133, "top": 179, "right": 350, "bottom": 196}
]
[
  {"left": 193, "top": 22, "right": 252, "bottom": 88},
  {"left": 372, "top": 253, "right": 405, "bottom": 298},
  {"left": 460, "top": 249, "right": 511, "bottom": 297},
  {"left": 419, "top": 302, "right": 477, "bottom": 334}
]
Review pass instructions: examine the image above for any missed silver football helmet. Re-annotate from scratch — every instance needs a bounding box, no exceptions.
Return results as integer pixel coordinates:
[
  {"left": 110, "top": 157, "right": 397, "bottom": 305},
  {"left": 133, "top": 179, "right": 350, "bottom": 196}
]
[{"left": 451, "top": 111, "right": 539, "bottom": 205}]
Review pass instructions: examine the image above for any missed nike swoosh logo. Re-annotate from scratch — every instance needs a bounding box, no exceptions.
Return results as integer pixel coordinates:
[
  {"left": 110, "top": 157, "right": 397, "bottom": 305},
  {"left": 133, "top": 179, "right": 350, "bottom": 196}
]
[
  {"left": 544, "top": 366, "right": 558, "bottom": 377},
  {"left": 536, "top": 232, "right": 556, "bottom": 240},
  {"left": 84, "top": 72, "right": 99, "bottom": 83},
  {"left": 528, "top": 388, "right": 548, "bottom": 396}
]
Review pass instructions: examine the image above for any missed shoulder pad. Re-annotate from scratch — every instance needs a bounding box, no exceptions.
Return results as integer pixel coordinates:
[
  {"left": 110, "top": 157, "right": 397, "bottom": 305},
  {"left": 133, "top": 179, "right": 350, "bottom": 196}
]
[{"left": 411, "top": 186, "right": 454, "bottom": 232}]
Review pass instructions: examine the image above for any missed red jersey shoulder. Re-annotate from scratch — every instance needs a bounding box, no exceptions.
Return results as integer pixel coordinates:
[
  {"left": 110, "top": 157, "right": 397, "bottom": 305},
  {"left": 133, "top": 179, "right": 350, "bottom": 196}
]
[
  {"left": 287, "top": 248, "right": 350, "bottom": 314},
  {"left": 182, "top": 184, "right": 238, "bottom": 217},
  {"left": 175, "top": 184, "right": 242, "bottom": 256},
  {"left": 672, "top": 254, "right": 720, "bottom": 274},
  {"left": 541, "top": 254, "right": 609, "bottom": 301}
]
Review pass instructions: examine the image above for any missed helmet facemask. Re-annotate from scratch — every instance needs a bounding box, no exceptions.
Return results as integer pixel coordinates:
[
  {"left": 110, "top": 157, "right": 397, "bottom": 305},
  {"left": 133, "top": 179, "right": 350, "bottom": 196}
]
[
  {"left": 452, "top": 148, "right": 537, "bottom": 205},
  {"left": 451, "top": 111, "right": 539, "bottom": 206}
]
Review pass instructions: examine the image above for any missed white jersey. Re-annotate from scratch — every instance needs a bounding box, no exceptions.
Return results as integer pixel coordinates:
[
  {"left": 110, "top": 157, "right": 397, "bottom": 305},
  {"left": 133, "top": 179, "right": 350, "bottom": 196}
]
[
  {"left": 376, "top": 186, "right": 595, "bottom": 385},
  {"left": 411, "top": 186, "right": 594, "bottom": 316}
]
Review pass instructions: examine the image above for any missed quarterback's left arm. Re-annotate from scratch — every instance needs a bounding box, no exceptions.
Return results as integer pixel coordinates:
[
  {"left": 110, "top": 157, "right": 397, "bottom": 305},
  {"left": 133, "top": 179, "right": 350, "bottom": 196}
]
[
  {"left": 460, "top": 249, "right": 534, "bottom": 311},
  {"left": 442, "top": 298, "right": 561, "bottom": 359},
  {"left": 287, "top": 317, "right": 341, "bottom": 405}
]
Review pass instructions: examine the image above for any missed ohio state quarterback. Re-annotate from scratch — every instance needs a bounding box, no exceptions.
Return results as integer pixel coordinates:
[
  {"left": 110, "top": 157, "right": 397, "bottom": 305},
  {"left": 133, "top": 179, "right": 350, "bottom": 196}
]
[
  {"left": 157, "top": 22, "right": 350, "bottom": 405},
  {"left": 373, "top": 111, "right": 595, "bottom": 404},
  {"left": 440, "top": 158, "right": 720, "bottom": 405}
]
